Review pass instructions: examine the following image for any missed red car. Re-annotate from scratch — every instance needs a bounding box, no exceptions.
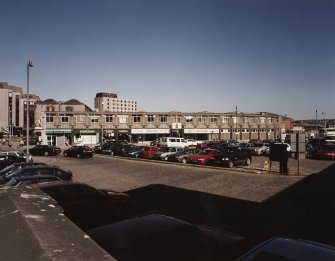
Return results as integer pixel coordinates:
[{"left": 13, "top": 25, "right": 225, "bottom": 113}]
[
  {"left": 190, "top": 148, "right": 221, "bottom": 165},
  {"left": 138, "top": 146, "right": 159, "bottom": 159},
  {"left": 315, "top": 144, "right": 335, "bottom": 160},
  {"left": 36, "top": 181, "right": 131, "bottom": 230}
]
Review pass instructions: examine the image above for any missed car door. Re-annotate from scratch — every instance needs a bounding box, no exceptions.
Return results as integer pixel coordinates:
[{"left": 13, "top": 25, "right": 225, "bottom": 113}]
[{"left": 60, "top": 185, "right": 110, "bottom": 229}]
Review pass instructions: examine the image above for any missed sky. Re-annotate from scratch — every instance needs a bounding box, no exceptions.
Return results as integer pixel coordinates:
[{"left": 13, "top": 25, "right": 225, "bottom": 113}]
[{"left": 1, "top": 0, "right": 334, "bottom": 120}]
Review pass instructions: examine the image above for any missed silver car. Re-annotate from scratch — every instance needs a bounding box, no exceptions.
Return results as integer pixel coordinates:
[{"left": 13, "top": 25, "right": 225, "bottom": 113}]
[{"left": 246, "top": 143, "right": 269, "bottom": 156}]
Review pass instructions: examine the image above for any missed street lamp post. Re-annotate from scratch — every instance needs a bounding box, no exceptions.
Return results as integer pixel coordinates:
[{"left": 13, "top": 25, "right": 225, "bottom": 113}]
[
  {"left": 101, "top": 102, "right": 104, "bottom": 143},
  {"left": 26, "top": 60, "right": 33, "bottom": 162}
]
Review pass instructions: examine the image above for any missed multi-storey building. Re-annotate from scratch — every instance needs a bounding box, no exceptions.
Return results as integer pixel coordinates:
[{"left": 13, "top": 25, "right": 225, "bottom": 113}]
[
  {"left": 37, "top": 109, "right": 285, "bottom": 146},
  {"left": 1, "top": 82, "right": 290, "bottom": 146},
  {"left": 0, "top": 82, "right": 39, "bottom": 138},
  {"left": 94, "top": 92, "right": 137, "bottom": 113}
]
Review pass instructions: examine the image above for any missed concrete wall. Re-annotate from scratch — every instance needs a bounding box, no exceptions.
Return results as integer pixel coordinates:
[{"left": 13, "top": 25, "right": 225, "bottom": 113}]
[{"left": 0, "top": 186, "right": 116, "bottom": 261}]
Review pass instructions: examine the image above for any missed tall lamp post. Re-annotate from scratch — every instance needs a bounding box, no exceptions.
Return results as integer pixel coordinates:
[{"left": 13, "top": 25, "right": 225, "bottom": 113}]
[
  {"left": 26, "top": 60, "right": 33, "bottom": 162},
  {"left": 101, "top": 102, "right": 104, "bottom": 143}
]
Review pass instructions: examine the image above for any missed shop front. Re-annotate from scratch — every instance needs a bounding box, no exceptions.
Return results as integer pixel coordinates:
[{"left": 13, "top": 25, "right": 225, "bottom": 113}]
[{"left": 45, "top": 129, "right": 72, "bottom": 146}]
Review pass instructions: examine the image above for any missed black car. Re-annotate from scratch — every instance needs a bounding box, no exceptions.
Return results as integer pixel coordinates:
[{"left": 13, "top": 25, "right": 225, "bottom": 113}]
[
  {"left": 87, "top": 214, "right": 244, "bottom": 261},
  {"left": 36, "top": 181, "right": 131, "bottom": 230},
  {"left": 0, "top": 165, "right": 73, "bottom": 185},
  {"left": 101, "top": 143, "right": 125, "bottom": 156},
  {"left": 208, "top": 146, "right": 251, "bottom": 168},
  {"left": 63, "top": 145, "right": 94, "bottom": 158},
  {"left": 0, "top": 154, "right": 26, "bottom": 170},
  {"left": 2, "top": 175, "right": 62, "bottom": 188},
  {"left": 29, "top": 145, "right": 61, "bottom": 156},
  {"left": 0, "top": 162, "right": 47, "bottom": 177}
]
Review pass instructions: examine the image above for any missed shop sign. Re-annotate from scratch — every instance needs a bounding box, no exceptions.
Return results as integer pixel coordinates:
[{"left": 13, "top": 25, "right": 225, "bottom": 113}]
[
  {"left": 184, "top": 128, "right": 219, "bottom": 134},
  {"left": 131, "top": 128, "right": 170, "bottom": 134}
]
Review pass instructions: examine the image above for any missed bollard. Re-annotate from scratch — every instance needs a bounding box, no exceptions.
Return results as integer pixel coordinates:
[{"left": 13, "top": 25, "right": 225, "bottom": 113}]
[{"left": 263, "top": 160, "right": 269, "bottom": 170}]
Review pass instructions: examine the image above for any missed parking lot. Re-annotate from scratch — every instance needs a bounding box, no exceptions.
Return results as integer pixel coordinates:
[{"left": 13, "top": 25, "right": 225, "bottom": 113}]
[
  {"left": 26, "top": 152, "right": 334, "bottom": 257},
  {"left": 2, "top": 143, "right": 335, "bottom": 259}
]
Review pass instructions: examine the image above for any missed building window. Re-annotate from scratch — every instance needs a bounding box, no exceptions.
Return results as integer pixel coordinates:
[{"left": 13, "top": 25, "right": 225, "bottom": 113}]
[
  {"left": 65, "top": 106, "right": 73, "bottom": 112},
  {"left": 118, "top": 115, "right": 128, "bottom": 124},
  {"left": 46, "top": 114, "right": 54, "bottom": 123},
  {"left": 174, "top": 117, "right": 181, "bottom": 123},
  {"left": 90, "top": 117, "right": 99, "bottom": 123},
  {"left": 160, "top": 115, "right": 168, "bottom": 123},
  {"left": 197, "top": 116, "right": 206, "bottom": 123},
  {"left": 76, "top": 115, "right": 84, "bottom": 123},
  {"left": 106, "top": 115, "right": 113, "bottom": 122},
  {"left": 210, "top": 116, "right": 218, "bottom": 123},
  {"left": 61, "top": 116, "right": 69, "bottom": 123},
  {"left": 147, "top": 115, "right": 155, "bottom": 123},
  {"left": 133, "top": 115, "right": 141, "bottom": 123}
]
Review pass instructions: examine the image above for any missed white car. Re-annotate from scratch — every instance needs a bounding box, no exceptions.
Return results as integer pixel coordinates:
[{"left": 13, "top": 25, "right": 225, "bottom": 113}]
[{"left": 185, "top": 139, "right": 203, "bottom": 147}]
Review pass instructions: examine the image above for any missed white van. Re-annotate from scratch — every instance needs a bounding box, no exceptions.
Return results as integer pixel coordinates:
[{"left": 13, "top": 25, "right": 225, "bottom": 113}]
[{"left": 159, "top": 137, "right": 187, "bottom": 148}]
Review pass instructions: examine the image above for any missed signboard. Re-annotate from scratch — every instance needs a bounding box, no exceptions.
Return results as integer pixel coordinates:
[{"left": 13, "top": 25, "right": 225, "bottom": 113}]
[
  {"left": 291, "top": 133, "right": 306, "bottom": 153},
  {"left": 131, "top": 128, "right": 170, "bottom": 134},
  {"left": 184, "top": 129, "right": 219, "bottom": 134}
]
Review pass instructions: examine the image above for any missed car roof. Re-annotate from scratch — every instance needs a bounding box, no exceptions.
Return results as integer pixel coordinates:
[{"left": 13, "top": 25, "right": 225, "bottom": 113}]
[
  {"left": 88, "top": 214, "right": 194, "bottom": 251},
  {"left": 238, "top": 237, "right": 335, "bottom": 261},
  {"left": 10, "top": 175, "right": 61, "bottom": 181},
  {"left": 35, "top": 181, "right": 85, "bottom": 189}
]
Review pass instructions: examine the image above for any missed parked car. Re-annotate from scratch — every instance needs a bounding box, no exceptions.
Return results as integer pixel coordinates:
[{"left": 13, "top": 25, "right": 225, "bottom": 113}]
[
  {"left": 313, "top": 144, "right": 335, "bottom": 160},
  {"left": 126, "top": 146, "right": 144, "bottom": 158},
  {"left": 207, "top": 146, "right": 251, "bottom": 168},
  {"left": 0, "top": 165, "right": 73, "bottom": 185},
  {"left": 105, "top": 144, "right": 138, "bottom": 157},
  {"left": 138, "top": 146, "right": 159, "bottom": 159},
  {"left": 0, "top": 151, "right": 33, "bottom": 162},
  {"left": 0, "top": 162, "right": 47, "bottom": 177},
  {"left": 2, "top": 175, "right": 62, "bottom": 188},
  {"left": 0, "top": 154, "right": 26, "bottom": 170},
  {"left": 166, "top": 148, "right": 188, "bottom": 162},
  {"left": 87, "top": 214, "right": 244, "bottom": 261},
  {"left": 246, "top": 143, "right": 269, "bottom": 156},
  {"left": 29, "top": 144, "right": 61, "bottom": 156},
  {"left": 238, "top": 237, "right": 335, "bottom": 261},
  {"left": 36, "top": 181, "right": 131, "bottom": 230},
  {"left": 63, "top": 145, "right": 94, "bottom": 158},
  {"left": 175, "top": 148, "right": 200, "bottom": 163},
  {"left": 185, "top": 139, "right": 203, "bottom": 147},
  {"left": 159, "top": 147, "right": 185, "bottom": 161},
  {"left": 150, "top": 146, "right": 172, "bottom": 160},
  {"left": 190, "top": 148, "right": 221, "bottom": 165}
]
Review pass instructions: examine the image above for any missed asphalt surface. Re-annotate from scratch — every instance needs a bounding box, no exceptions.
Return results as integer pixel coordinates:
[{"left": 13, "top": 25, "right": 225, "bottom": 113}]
[{"left": 2, "top": 144, "right": 335, "bottom": 259}]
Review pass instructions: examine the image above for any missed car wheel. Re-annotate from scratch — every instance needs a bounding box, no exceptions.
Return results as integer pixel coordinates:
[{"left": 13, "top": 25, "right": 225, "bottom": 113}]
[
  {"left": 63, "top": 152, "right": 68, "bottom": 157},
  {"left": 77, "top": 153, "right": 81, "bottom": 159},
  {"left": 164, "top": 156, "right": 169, "bottom": 161},
  {"left": 110, "top": 151, "right": 114, "bottom": 156},
  {"left": 44, "top": 151, "right": 49, "bottom": 156},
  {"left": 228, "top": 160, "right": 234, "bottom": 168},
  {"left": 182, "top": 158, "right": 187, "bottom": 164},
  {"left": 245, "top": 157, "right": 251, "bottom": 166}
]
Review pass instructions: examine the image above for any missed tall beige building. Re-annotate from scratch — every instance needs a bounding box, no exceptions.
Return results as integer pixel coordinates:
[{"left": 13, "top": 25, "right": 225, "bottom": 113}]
[{"left": 94, "top": 92, "right": 137, "bottom": 113}]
